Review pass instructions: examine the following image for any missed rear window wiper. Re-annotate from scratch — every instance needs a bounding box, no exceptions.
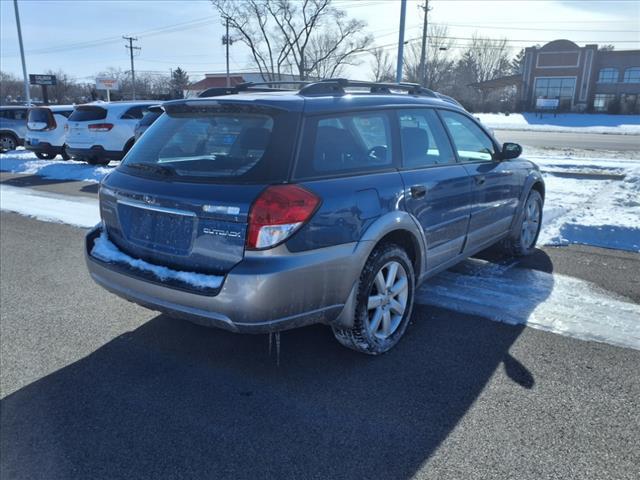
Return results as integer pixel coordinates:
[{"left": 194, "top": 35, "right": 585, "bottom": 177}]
[{"left": 125, "top": 162, "right": 176, "bottom": 177}]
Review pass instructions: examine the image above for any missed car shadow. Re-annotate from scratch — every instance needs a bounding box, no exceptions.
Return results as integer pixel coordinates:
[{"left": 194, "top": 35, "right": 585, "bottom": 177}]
[{"left": 0, "top": 251, "right": 555, "bottom": 480}]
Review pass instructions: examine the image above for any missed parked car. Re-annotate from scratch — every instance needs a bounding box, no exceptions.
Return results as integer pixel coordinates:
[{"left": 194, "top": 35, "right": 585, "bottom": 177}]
[
  {"left": 65, "top": 101, "right": 155, "bottom": 165},
  {"left": 85, "top": 79, "right": 544, "bottom": 355},
  {"left": 133, "top": 105, "right": 163, "bottom": 141},
  {"left": 0, "top": 106, "right": 28, "bottom": 153},
  {"left": 25, "top": 105, "right": 75, "bottom": 159}
]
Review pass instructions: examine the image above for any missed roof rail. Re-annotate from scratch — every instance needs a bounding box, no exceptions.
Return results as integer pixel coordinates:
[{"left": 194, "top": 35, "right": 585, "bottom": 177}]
[{"left": 298, "top": 78, "right": 439, "bottom": 98}]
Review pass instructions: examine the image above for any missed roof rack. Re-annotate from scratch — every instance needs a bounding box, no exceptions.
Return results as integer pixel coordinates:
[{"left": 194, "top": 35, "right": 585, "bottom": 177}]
[
  {"left": 197, "top": 78, "right": 456, "bottom": 104},
  {"left": 298, "top": 78, "right": 439, "bottom": 98},
  {"left": 198, "top": 81, "right": 312, "bottom": 98}
]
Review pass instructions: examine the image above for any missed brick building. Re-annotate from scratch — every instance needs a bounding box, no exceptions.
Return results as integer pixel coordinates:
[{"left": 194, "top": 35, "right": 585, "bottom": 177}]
[{"left": 477, "top": 39, "right": 640, "bottom": 113}]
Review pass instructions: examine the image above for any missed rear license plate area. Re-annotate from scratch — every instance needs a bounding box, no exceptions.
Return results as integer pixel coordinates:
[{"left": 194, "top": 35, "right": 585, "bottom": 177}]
[{"left": 118, "top": 204, "right": 194, "bottom": 254}]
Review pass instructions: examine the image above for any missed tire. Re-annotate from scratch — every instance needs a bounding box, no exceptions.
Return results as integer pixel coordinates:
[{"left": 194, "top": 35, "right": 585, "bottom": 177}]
[
  {"left": 332, "top": 243, "right": 415, "bottom": 355},
  {"left": 35, "top": 152, "right": 56, "bottom": 160},
  {"left": 61, "top": 145, "right": 70, "bottom": 160},
  {"left": 502, "top": 189, "right": 543, "bottom": 257},
  {"left": 87, "top": 157, "right": 110, "bottom": 166},
  {"left": 0, "top": 133, "right": 17, "bottom": 153}
]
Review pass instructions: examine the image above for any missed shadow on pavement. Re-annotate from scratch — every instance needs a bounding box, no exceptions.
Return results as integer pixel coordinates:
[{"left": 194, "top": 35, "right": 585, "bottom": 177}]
[{"left": 0, "top": 252, "right": 555, "bottom": 480}]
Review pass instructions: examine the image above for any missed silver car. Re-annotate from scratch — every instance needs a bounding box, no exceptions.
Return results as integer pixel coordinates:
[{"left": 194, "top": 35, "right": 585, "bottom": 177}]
[{"left": 0, "top": 106, "right": 29, "bottom": 152}]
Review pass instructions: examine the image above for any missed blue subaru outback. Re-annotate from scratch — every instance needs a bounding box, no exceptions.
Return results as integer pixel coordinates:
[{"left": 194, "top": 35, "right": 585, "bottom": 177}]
[{"left": 85, "top": 79, "right": 544, "bottom": 354}]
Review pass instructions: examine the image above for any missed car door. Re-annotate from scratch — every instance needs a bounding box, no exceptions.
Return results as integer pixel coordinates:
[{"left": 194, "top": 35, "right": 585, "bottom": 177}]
[
  {"left": 438, "top": 109, "right": 522, "bottom": 252},
  {"left": 397, "top": 108, "right": 474, "bottom": 273}
]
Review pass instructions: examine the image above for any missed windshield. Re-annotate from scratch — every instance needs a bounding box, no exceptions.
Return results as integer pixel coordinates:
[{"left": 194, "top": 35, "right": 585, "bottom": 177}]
[{"left": 122, "top": 112, "right": 275, "bottom": 181}]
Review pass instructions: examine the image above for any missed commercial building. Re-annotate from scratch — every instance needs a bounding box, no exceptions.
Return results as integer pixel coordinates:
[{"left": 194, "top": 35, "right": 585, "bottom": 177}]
[{"left": 476, "top": 40, "right": 640, "bottom": 113}]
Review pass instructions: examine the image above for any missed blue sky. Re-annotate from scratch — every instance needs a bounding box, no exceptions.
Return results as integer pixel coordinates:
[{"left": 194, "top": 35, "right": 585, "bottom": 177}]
[{"left": 1, "top": 0, "right": 638, "bottom": 82}]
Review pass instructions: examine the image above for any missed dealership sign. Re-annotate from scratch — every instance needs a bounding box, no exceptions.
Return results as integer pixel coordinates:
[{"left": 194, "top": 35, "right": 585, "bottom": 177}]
[
  {"left": 29, "top": 74, "right": 57, "bottom": 86},
  {"left": 96, "top": 78, "right": 120, "bottom": 91}
]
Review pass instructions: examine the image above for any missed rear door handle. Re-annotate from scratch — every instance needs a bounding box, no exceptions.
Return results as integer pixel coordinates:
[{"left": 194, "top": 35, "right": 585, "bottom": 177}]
[
  {"left": 475, "top": 175, "right": 486, "bottom": 185},
  {"left": 410, "top": 185, "right": 427, "bottom": 199}
]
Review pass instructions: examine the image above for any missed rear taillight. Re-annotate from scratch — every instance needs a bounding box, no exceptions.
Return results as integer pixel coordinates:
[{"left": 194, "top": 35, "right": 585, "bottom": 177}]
[
  {"left": 88, "top": 123, "right": 114, "bottom": 132},
  {"left": 247, "top": 185, "right": 321, "bottom": 250}
]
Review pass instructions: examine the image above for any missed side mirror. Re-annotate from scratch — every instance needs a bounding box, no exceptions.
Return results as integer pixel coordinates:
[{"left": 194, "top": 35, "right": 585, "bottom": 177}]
[{"left": 501, "top": 142, "right": 522, "bottom": 160}]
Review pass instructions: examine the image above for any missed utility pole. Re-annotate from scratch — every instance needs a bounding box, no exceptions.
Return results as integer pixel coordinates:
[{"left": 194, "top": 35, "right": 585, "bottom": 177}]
[
  {"left": 13, "top": 0, "right": 31, "bottom": 105},
  {"left": 418, "top": 0, "right": 431, "bottom": 87},
  {"left": 222, "top": 17, "right": 234, "bottom": 88},
  {"left": 395, "top": 0, "right": 407, "bottom": 83},
  {"left": 123, "top": 36, "right": 140, "bottom": 100}
]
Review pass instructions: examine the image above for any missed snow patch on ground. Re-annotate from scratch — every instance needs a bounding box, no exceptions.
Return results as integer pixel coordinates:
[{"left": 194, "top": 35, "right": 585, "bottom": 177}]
[
  {"left": 0, "top": 185, "right": 100, "bottom": 228},
  {"left": 535, "top": 157, "right": 640, "bottom": 252},
  {"left": 0, "top": 149, "right": 113, "bottom": 183},
  {"left": 91, "top": 230, "right": 223, "bottom": 290},
  {"left": 476, "top": 113, "right": 640, "bottom": 135},
  {"left": 417, "top": 258, "right": 640, "bottom": 350}
]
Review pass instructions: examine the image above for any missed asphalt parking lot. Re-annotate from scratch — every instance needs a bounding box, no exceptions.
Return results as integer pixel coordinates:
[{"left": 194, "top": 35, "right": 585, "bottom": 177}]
[{"left": 1, "top": 209, "right": 639, "bottom": 480}]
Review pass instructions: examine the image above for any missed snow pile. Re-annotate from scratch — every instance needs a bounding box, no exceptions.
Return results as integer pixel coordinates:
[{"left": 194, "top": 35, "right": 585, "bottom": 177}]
[
  {"left": 91, "top": 230, "right": 224, "bottom": 290},
  {"left": 535, "top": 157, "right": 640, "bottom": 252},
  {"left": 0, "top": 150, "right": 113, "bottom": 183},
  {"left": 476, "top": 113, "right": 640, "bottom": 135},
  {"left": 0, "top": 185, "right": 100, "bottom": 228},
  {"left": 417, "top": 258, "right": 640, "bottom": 350}
]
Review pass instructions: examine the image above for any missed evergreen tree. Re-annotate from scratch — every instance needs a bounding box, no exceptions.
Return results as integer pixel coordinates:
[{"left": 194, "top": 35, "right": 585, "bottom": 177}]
[{"left": 170, "top": 67, "right": 190, "bottom": 99}]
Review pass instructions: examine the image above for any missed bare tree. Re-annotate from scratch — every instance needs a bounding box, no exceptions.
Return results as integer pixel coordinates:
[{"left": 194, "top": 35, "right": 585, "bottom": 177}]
[
  {"left": 369, "top": 47, "right": 395, "bottom": 82},
  {"left": 404, "top": 25, "right": 455, "bottom": 89},
  {"left": 211, "top": 0, "right": 372, "bottom": 81}
]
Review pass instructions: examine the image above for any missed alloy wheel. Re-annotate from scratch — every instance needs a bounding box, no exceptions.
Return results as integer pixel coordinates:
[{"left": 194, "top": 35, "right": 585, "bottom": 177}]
[
  {"left": 366, "top": 261, "right": 409, "bottom": 340},
  {"left": 521, "top": 195, "right": 541, "bottom": 249}
]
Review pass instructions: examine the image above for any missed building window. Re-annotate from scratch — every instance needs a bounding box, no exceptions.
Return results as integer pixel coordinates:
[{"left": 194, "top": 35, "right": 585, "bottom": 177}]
[
  {"left": 534, "top": 77, "right": 576, "bottom": 109},
  {"left": 593, "top": 94, "right": 616, "bottom": 112},
  {"left": 597, "top": 68, "right": 619, "bottom": 83},
  {"left": 623, "top": 67, "right": 640, "bottom": 83},
  {"left": 620, "top": 94, "right": 640, "bottom": 114}
]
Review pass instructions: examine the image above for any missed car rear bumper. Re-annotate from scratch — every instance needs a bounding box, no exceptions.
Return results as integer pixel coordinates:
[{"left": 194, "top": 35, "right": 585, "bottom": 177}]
[
  {"left": 67, "top": 145, "right": 124, "bottom": 161},
  {"left": 24, "top": 140, "right": 63, "bottom": 155},
  {"left": 85, "top": 225, "right": 366, "bottom": 333}
]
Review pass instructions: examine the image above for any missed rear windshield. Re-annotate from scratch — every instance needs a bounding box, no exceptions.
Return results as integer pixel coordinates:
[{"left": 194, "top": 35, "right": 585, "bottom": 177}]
[
  {"left": 69, "top": 106, "right": 107, "bottom": 122},
  {"left": 121, "top": 110, "right": 290, "bottom": 182},
  {"left": 138, "top": 110, "right": 162, "bottom": 127},
  {"left": 28, "top": 109, "right": 52, "bottom": 124}
]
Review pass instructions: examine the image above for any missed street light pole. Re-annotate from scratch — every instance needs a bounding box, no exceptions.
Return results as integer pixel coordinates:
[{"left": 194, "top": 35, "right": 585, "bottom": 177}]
[
  {"left": 13, "top": 0, "right": 31, "bottom": 105},
  {"left": 395, "top": 0, "right": 407, "bottom": 83}
]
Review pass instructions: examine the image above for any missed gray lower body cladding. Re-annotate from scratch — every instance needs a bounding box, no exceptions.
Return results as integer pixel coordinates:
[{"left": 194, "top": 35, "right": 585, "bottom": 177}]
[{"left": 85, "top": 225, "right": 367, "bottom": 333}]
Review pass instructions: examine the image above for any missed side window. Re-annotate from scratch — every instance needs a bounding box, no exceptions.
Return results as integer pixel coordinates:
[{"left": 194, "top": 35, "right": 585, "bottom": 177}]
[
  {"left": 439, "top": 110, "right": 496, "bottom": 162},
  {"left": 398, "top": 109, "right": 455, "bottom": 168},
  {"left": 59, "top": 110, "right": 74, "bottom": 118},
  {"left": 121, "top": 106, "right": 146, "bottom": 120},
  {"left": 296, "top": 111, "right": 393, "bottom": 178},
  {"left": 13, "top": 109, "right": 27, "bottom": 120}
]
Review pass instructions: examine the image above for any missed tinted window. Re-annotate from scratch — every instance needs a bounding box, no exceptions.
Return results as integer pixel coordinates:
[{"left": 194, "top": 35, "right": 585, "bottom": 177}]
[
  {"left": 139, "top": 110, "right": 162, "bottom": 127},
  {"left": 439, "top": 110, "right": 496, "bottom": 163},
  {"left": 121, "top": 106, "right": 148, "bottom": 120},
  {"left": 57, "top": 110, "right": 74, "bottom": 118},
  {"left": 398, "top": 109, "right": 455, "bottom": 167},
  {"left": 69, "top": 106, "right": 107, "bottom": 121},
  {"left": 296, "top": 112, "right": 393, "bottom": 178},
  {"left": 122, "top": 112, "right": 275, "bottom": 180}
]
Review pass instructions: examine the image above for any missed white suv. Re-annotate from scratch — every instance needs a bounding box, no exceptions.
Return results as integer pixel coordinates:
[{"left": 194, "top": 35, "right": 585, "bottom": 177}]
[
  {"left": 65, "top": 101, "right": 155, "bottom": 165},
  {"left": 25, "top": 105, "right": 75, "bottom": 159}
]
